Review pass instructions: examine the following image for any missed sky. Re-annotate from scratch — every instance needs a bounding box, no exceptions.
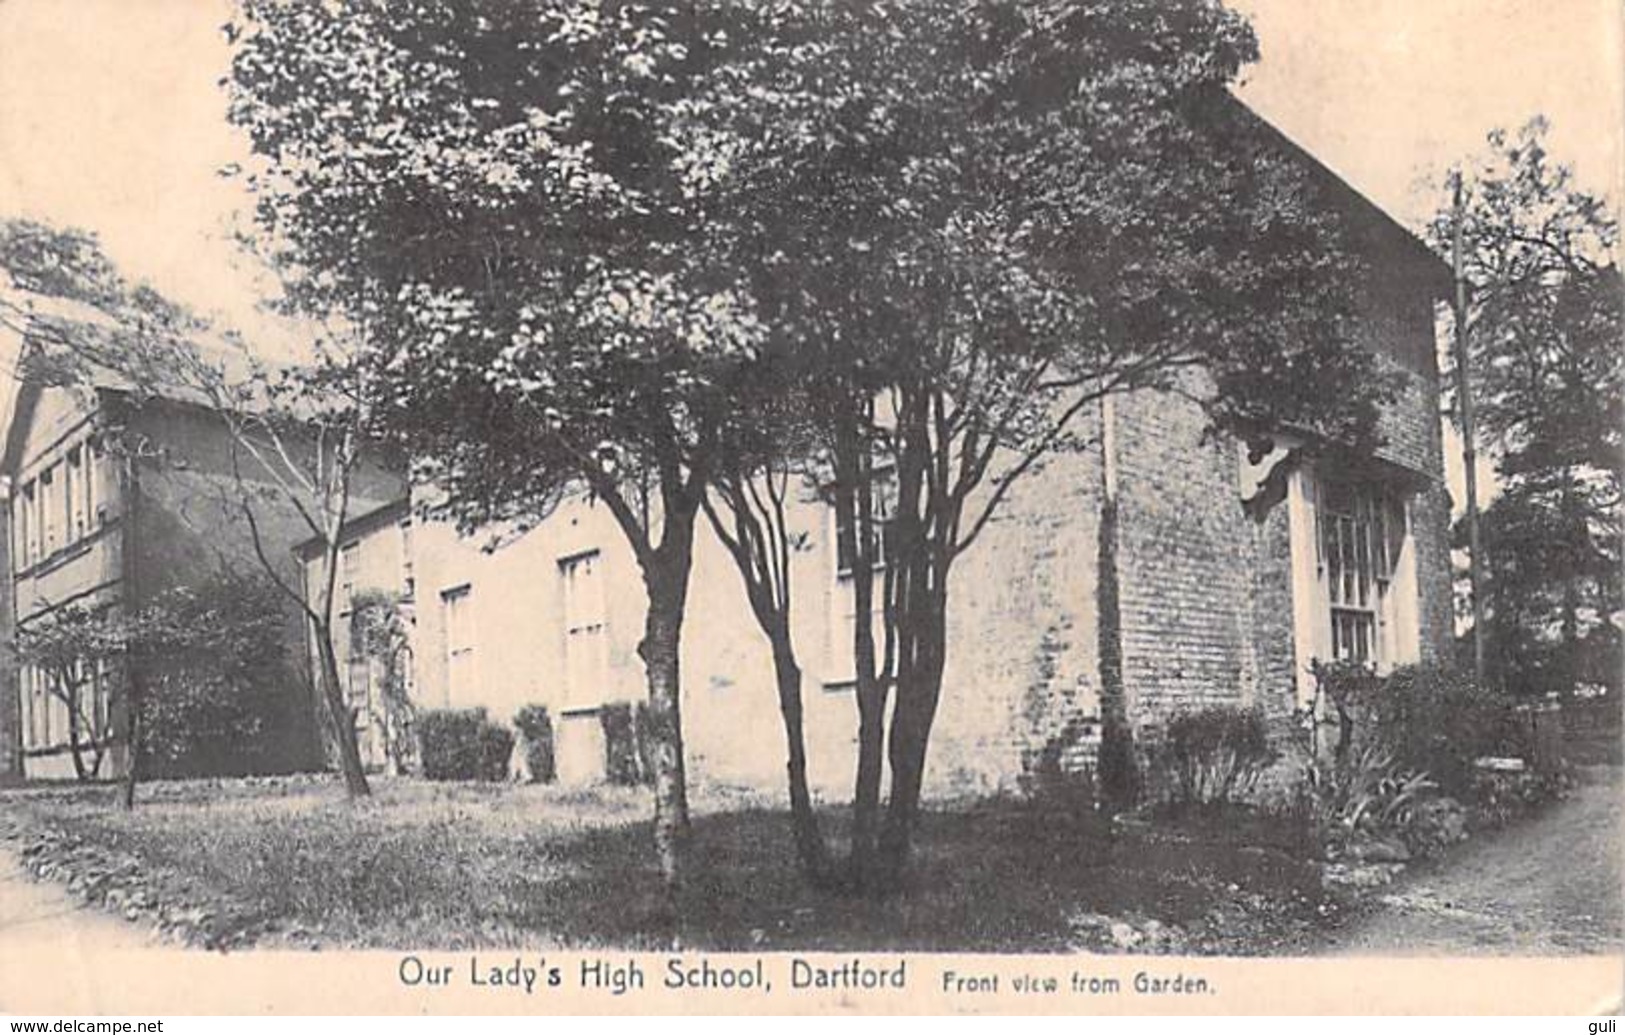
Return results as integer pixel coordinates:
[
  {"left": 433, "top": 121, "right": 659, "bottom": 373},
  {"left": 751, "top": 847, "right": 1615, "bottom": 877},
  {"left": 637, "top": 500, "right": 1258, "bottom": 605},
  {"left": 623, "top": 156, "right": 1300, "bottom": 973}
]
[
  {"left": 0, "top": 0, "right": 1618, "bottom": 327},
  {"left": 0, "top": 0, "right": 1620, "bottom": 505}
]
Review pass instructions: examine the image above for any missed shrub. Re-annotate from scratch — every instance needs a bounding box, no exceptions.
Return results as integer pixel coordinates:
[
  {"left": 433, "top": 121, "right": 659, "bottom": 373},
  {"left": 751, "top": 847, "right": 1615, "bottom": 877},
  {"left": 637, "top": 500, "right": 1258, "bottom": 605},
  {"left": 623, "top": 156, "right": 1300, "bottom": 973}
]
[
  {"left": 1019, "top": 718, "right": 1107, "bottom": 832},
  {"left": 1468, "top": 767, "right": 1573, "bottom": 829},
  {"left": 137, "top": 572, "right": 320, "bottom": 779},
  {"left": 417, "top": 708, "right": 513, "bottom": 781},
  {"left": 1405, "top": 796, "right": 1469, "bottom": 857},
  {"left": 349, "top": 590, "right": 416, "bottom": 775},
  {"left": 1149, "top": 705, "right": 1276, "bottom": 811},
  {"left": 512, "top": 705, "right": 557, "bottom": 784},
  {"left": 1288, "top": 735, "right": 1434, "bottom": 858},
  {"left": 1312, "top": 661, "right": 1528, "bottom": 799},
  {"left": 1306, "top": 661, "right": 1570, "bottom": 837},
  {"left": 600, "top": 702, "right": 654, "bottom": 786}
]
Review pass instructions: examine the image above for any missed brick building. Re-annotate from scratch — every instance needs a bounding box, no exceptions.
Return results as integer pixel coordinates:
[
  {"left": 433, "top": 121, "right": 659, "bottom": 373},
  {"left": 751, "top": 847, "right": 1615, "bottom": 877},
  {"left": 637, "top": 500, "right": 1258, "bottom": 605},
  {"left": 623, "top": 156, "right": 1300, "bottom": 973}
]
[{"left": 304, "top": 120, "right": 1454, "bottom": 800}]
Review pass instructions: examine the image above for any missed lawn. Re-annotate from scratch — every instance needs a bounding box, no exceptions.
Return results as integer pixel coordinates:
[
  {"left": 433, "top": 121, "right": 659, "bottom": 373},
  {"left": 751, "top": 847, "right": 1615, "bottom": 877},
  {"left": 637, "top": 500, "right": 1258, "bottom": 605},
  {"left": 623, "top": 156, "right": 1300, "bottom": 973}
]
[{"left": 0, "top": 775, "right": 1340, "bottom": 953}]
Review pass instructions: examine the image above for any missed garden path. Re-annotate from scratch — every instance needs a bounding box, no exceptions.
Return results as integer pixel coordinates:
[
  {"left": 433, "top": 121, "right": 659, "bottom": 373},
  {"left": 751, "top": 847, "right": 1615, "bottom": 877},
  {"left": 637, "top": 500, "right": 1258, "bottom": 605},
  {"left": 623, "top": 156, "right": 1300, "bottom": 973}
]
[
  {"left": 1325, "top": 764, "right": 1622, "bottom": 956},
  {"left": 0, "top": 841, "right": 156, "bottom": 1011}
]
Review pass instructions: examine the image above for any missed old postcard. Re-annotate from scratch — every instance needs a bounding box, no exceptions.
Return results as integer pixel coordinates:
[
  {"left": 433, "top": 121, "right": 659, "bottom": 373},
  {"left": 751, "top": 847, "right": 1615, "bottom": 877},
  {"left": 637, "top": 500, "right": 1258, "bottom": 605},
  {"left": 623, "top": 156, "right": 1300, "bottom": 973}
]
[{"left": 0, "top": 0, "right": 1620, "bottom": 1018}]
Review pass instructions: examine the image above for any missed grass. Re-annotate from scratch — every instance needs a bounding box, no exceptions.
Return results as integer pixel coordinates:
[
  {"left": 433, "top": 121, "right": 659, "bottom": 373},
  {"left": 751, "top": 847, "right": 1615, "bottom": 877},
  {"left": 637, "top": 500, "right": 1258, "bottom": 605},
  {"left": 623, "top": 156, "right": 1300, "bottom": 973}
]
[{"left": 0, "top": 775, "right": 1338, "bottom": 953}]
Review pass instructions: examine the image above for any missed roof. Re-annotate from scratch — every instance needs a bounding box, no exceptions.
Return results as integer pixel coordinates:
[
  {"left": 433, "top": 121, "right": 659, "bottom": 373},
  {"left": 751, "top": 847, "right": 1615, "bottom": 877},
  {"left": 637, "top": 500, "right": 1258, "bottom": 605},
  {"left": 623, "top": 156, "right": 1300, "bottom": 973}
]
[
  {"left": 0, "top": 276, "right": 315, "bottom": 478},
  {"left": 1219, "top": 96, "right": 1453, "bottom": 299},
  {"left": 292, "top": 495, "right": 411, "bottom": 561}
]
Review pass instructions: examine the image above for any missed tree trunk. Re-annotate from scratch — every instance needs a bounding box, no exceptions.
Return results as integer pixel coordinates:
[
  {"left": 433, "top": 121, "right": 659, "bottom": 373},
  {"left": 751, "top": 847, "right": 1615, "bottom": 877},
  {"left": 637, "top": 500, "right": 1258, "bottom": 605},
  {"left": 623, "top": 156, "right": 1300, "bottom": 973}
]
[
  {"left": 315, "top": 623, "right": 371, "bottom": 798},
  {"left": 875, "top": 591, "right": 947, "bottom": 889},
  {"left": 1558, "top": 465, "right": 1582, "bottom": 705},
  {"left": 636, "top": 498, "right": 698, "bottom": 897},
  {"left": 119, "top": 450, "right": 141, "bottom": 810},
  {"left": 835, "top": 463, "right": 888, "bottom": 888},
  {"left": 849, "top": 674, "right": 887, "bottom": 884},
  {"left": 121, "top": 690, "right": 139, "bottom": 810},
  {"left": 768, "top": 629, "right": 829, "bottom": 881},
  {"left": 65, "top": 685, "right": 89, "bottom": 783},
  {"left": 638, "top": 558, "right": 691, "bottom": 894}
]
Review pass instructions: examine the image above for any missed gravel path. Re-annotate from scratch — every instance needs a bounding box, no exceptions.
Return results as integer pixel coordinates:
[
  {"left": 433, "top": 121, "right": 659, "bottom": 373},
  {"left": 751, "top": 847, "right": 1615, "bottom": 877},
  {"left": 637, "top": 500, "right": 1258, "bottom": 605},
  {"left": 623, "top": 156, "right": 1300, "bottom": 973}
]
[
  {"left": 1326, "top": 765, "right": 1623, "bottom": 956},
  {"left": 0, "top": 844, "right": 154, "bottom": 951}
]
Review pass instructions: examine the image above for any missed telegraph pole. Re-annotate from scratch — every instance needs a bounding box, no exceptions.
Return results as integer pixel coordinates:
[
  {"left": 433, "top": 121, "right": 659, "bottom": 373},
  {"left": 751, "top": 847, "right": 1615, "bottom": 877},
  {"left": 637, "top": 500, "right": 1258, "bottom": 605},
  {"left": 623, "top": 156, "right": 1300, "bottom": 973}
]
[{"left": 1452, "top": 171, "right": 1487, "bottom": 687}]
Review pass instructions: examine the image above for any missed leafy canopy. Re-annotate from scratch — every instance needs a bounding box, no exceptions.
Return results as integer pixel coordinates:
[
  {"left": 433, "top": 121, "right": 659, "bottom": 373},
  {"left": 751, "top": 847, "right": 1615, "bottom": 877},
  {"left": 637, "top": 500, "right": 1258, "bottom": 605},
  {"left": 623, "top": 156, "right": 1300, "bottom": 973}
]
[{"left": 226, "top": 0, "right": 1397, "bottom": 543}]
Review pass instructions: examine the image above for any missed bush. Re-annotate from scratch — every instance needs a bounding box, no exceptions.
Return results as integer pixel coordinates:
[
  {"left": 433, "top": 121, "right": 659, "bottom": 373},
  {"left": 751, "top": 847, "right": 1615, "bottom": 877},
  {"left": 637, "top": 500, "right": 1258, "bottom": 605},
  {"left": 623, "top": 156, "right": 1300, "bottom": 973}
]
[
  {"left": 1313, "top": 661, "right": 1527, "bottom": 799},
  {"left": 1149, "top": 705, "right": 1277, "bottom": 811},
  {"left": 1405, "top": 796, "right": 1469, "bottom": 857},
  {"left": 512, "top": 705, "right": 557, "bottom": 784},
  {"left": 600, "top": 702, "right": 655, "bottom": 786},
  {"left": 417, "top": 708, "right": 514, "bottom": 781},
  {"left": 1287, "top": 735, "right": 1436, "bottom": 859},
  {"left": 1305, "top": 661, "right": 1571, "bottom": 838},
  {"left": 1019, "top": 718, "right": 1107, "bottom": 832},
  {"left": 137, "top": 572, "right": 321, "bottom": 779},
  {"left": 1468, "top": 767, "right": 1573, "bottom": 829}
]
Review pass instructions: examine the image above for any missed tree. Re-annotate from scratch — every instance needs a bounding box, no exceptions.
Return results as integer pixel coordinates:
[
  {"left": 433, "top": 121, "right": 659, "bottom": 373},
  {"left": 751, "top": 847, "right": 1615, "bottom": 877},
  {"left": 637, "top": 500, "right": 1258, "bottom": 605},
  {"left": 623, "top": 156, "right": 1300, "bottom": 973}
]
[
  {"left": 132, "top": 570, "right": 309, "bottom": 780},
  {"left": 698, "top": 371, "right": 831, "bottom": 881},
  {"left": 1429, "top": 118, "right": 1623, "bottom": 698},
  {"left": 225, "top": 0, "right": 839, "bottom": 891},
  {"left": 11, "top": 569, "right": 307, "bottom": 793},
  {"left": 225, "top": 0, "right": 1402, "bottom": 893},
  {"left": 1, "top": 217, "right": 204, "bottom": 806},
  {"left": 684, "top": 1, "right": 1399, "bottom": 886},
  {"left": 14, "top": 604, "right": 125, "bottom": 782},
  {"left": 194, "top": 346, "right": 384, "bottom": 799}
]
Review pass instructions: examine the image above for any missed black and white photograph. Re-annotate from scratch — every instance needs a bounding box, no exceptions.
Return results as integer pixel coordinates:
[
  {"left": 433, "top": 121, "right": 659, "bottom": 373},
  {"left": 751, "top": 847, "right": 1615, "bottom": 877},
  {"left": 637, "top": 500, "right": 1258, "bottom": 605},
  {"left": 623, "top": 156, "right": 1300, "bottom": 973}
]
[{"left": 0, "top": 0, "right": 1618, "bottom": 1017}]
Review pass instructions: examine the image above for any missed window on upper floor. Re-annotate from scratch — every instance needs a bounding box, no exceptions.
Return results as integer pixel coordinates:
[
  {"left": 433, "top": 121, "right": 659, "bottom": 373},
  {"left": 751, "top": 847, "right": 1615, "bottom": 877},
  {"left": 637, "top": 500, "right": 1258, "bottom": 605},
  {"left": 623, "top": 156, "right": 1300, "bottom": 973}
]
[
  {"left": 340, "top": 541, "right": 360, "bottom": 613},
  {"left": 831, "top": 471, "right": 897, "bottom": 577},
  {"left": 825, "top": 468, "right": 898, "bottom": 687},
  {"left": 14, "top": 481, "right": 33, "bottom": 570},
  {"left": 63, "top": 450, "right": 77, "bottom": 541},
  {"left": 440, "top": 584, "right": 475, "bottom": 706},
  {"left": 38, "top": 466, "right": 57, "bottom": 557},
  {"left": 398, "top": 518, "right": 415, "bottom": 600},
  {"left": 87, "top": 438, "right": 106, "bottom": 528},
  {"left": 559, "top": 550, "right": 609, "bottom": 710},
  {"left": 68, "top": 440, "right": 99, "bottom": 540}
]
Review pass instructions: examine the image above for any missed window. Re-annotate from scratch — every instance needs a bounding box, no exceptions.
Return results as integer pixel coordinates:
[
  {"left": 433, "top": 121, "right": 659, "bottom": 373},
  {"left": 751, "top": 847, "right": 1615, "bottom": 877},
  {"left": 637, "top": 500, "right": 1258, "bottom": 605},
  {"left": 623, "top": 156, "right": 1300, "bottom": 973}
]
[
  {"left": 88, "top": 439, "right": 105, "bottom": 527},
  {"left": 91, "top": 658, "right": 113, "bottom": 740},
  {"left": 20, "top": 667, "right": 35, "bottom": 749},
  {"left": 1316, "top": 477, "right": 1405, "bottom": 665},
  {"left": 559, "top": 550, "right": 609, "bottom": 709},
  {"left": 65, "top": 448, "right": 83, "bottom": 542},
  {"left": 340, "top": 542, "right": 360, "bottom": 613},
  {"left": 440, "top": 584, "right": 475, "bottom": 705},
  {"left": 827, "top": 471, "right": 898, "bottom": 685},
  {"left": 28, "top": 666, "right": 49, "bottom": 749},
  {"left": 14, "top": 482, "right": 32, "bottom": 570},
  {"left": 39, "top": 466, "right": 57, "bottom": 556},
  {"left": 1286, "top": 462, "right": 1423, "bottom": 701},
  {"left": 398, "top": 519, "right": 415, "bottom": 600},
  {"left": 832, "top": 478, "right": 897, "bottom": 576}
]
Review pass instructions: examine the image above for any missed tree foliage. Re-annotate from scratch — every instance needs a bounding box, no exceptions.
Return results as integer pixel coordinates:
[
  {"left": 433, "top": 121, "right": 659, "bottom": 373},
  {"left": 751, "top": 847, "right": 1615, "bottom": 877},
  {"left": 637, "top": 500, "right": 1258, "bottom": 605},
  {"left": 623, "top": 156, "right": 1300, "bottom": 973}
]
[
  {"left": 1430, "top": 118, "right": 1623, "bottom": 697},
  {"left": 226, "top": 0, "right": 1405, "bottom": 888},
  {"left": 15, "top": 570, "right": 307, "bottom": 783},
  {"left": 135, "top": 570, "right": 313, "bottom": 779}
]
